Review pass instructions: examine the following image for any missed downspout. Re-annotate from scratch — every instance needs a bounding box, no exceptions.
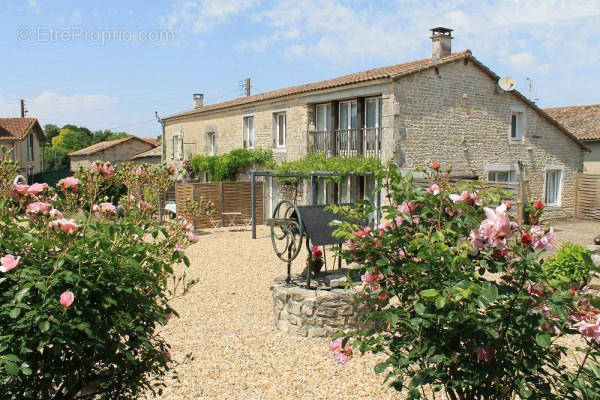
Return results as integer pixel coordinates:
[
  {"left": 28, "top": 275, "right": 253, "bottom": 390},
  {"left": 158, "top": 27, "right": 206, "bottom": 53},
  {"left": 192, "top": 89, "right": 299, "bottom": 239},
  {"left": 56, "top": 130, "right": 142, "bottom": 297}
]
[{"left": 155, "top": 111, "right": 166, "bottom": 162}]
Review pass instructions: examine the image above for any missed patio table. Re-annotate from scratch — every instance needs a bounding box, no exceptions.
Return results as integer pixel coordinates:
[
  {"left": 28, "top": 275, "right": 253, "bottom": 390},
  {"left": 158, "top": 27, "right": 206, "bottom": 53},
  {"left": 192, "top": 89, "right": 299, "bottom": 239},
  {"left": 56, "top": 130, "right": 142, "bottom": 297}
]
[{"left": 222, "top": 212, "right": 242, "bottom": 227}]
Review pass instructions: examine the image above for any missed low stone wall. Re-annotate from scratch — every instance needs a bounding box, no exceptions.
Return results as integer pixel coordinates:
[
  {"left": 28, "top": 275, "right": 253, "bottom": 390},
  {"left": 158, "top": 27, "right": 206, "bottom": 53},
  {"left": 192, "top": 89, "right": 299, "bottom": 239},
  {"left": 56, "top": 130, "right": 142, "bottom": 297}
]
[{"left": 271, "top": 277, "right": 365, "bottom": 338}]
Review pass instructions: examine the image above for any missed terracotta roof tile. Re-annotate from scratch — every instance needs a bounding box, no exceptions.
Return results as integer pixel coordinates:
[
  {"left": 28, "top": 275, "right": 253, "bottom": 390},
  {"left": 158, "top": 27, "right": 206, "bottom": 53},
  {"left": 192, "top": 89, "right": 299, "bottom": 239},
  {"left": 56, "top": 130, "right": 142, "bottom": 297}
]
[
  {"left": 0, "top": 118, "right": 45, "bottom": 142},
  {"left": 164, "top": 51, "right": 472, "bottom": 120},
  {"left": 132, "top": 145, "right": 161, "bottom": 159},
  {"left": 68, "top": 136, "right": 157, "bottom": 156},
  {"left": 543, "top": 104, "right": 600, "bottom": 141}
]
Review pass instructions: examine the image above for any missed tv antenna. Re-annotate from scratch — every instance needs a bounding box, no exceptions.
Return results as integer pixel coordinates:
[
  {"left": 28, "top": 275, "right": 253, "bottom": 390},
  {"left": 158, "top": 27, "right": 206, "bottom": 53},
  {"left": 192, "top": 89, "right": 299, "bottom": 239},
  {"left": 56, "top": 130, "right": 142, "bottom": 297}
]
[{"left": 525, "top": 77, "right": 540, "bottom": 103}]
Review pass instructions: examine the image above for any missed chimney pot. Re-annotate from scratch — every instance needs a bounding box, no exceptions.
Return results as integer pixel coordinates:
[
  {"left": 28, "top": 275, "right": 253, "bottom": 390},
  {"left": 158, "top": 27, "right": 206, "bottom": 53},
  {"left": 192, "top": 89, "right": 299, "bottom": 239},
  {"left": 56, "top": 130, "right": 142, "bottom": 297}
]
[
  {"left": 430, "top": 27, "right": 453, "bottom": 60},
  {"left": 193, "top": 93, "right": 204, "bottom": 109}
]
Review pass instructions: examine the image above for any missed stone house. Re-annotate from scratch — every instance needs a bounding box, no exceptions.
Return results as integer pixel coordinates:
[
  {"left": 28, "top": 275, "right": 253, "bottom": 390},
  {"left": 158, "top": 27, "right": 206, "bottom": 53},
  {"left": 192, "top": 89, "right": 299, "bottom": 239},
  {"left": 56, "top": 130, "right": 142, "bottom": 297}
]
[
  {"left": 131, "top": 145, "right": 162, "bottom": 164},
  {"left": 68, "top": 136, "right": 158, "bottom": 171},
  {"left": 0, "top": 117, "right": 45, "bottom": 181},
  {"left": 544, "top": 104, "right": 600, "bottom": 174},
  {"left": 162, "top": 27, "right": 588, "bottom": 219}
]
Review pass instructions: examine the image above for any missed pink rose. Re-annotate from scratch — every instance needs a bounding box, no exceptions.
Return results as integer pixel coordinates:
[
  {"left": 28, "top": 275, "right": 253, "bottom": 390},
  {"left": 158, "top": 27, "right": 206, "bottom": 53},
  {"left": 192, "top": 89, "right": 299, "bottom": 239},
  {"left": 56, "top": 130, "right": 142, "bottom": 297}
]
[
  {"left": 186, "top": 231, "right": 199, "bottom": 242},
  {"left": 49, "top": 209, "right": 63, "bottom": 219},
  {"left": 354, "top": 226, "right": 371, "bottom": 238},
  {"left": 426, "top": 184, "right": 441, "bottom": 195},
  {"left": 0, "top": 254, "right": 20, "bottom": 273},
  {"left": 93, "top": 202, "right": 117, "bottom": 217},
  {"left": 476, "top": 346, "right": 495, "bottom": 363},
  {"left": 26, "top": 201, "right": 52, "bottom": 217},
  {"left": 398, "top": 200, "right": 415, "bottom": 215},
  {"left": 50, "top": 218, "right": 78, "bottom": 234},
  {"left": 165, "top": 312, "right": 174, "bottom": 322},
  {"left": 450, "top": 190, "right": 469, "bottom": 203},
  {"left": 27, "top": 182, "right": 48, "bottom": 196},
  {"left": 59, "top": 291, "right": 75, "bottom": 307},
  {"left": 529, "top": 226, "right": 554, "bottom": 251},
  {"left": 361, "top": 271, "right": 383, "bottom": 284},
  {"left": 573, "top": 315, "right": 600, "bottom": 344},
  {"left": 58, "top": 176, "right": 80, "bottom": 192},
  {"left": 329, "top": 338, "right": 343, "bottom": 352}
]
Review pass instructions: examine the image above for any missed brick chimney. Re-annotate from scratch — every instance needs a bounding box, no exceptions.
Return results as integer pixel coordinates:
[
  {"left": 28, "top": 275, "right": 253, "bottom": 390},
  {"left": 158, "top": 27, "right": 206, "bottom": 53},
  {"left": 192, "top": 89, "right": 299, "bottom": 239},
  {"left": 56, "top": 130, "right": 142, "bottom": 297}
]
[
  {"left": 193, "top": 93, "right": 204, "bottom": 109},
  {"left": 430, "top": 27, "right": 453, "bottom": 60}
]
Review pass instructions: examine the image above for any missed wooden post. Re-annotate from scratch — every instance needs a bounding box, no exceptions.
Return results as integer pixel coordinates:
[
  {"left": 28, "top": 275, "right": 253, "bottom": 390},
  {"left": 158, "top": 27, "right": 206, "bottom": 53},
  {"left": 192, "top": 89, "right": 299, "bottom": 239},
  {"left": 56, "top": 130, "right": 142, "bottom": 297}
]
[
  {"left": 219, "top": 181, "right": 225, "bottom": 226},
  {"left": 251, "top": 171, "right": 256, "bottom": 239},
  {"left": 574, "top": 172, "right": 580, "bottom": 219}
]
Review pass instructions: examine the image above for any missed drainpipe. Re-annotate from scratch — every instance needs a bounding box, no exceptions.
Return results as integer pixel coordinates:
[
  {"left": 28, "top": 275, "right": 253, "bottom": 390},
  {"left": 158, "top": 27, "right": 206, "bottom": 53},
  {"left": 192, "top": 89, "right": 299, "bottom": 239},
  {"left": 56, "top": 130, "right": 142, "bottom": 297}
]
[{"left": 155, "top": 111, "right": 166, "bottom": 162}]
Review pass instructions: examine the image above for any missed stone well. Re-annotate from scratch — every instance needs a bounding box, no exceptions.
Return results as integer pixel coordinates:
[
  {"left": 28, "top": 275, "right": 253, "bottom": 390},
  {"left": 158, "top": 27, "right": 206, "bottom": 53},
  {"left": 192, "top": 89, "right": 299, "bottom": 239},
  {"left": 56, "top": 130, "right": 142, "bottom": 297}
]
[{"left": 270, "top": 270, "right": 365, "bottom": 338}]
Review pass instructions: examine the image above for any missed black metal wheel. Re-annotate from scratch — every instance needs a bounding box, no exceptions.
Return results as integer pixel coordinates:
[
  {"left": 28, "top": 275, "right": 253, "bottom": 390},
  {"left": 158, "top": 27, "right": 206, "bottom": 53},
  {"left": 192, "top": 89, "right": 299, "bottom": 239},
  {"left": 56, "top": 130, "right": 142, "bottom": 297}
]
[{"left": 270, "top": 200, "right": 305, "bottom": 263}]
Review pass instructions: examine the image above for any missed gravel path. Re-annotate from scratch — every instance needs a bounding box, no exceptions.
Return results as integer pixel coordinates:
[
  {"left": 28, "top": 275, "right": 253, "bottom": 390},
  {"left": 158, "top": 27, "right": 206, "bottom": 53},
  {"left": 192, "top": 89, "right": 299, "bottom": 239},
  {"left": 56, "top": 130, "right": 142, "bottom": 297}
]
[{"left": 155, "top": 226, "right": 398, "bottom": 400}]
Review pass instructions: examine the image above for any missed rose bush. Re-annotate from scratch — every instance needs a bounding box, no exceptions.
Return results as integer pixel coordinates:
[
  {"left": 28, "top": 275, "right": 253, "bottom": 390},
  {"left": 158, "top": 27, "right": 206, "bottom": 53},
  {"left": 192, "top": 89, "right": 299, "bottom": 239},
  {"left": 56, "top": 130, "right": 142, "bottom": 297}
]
[
  {"left": 330, "top": 162, "right": 599, "bottom": 400},
  {"left": 0, "top": 155, "right": 197, "bottom": 399}
]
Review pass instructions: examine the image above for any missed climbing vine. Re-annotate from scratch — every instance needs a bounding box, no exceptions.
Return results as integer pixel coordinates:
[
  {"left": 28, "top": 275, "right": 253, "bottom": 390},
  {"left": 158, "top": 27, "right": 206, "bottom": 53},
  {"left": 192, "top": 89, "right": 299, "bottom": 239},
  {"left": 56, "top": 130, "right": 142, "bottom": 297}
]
[{"left": 190, "top": 149, "right": 275, "bottom": 182}]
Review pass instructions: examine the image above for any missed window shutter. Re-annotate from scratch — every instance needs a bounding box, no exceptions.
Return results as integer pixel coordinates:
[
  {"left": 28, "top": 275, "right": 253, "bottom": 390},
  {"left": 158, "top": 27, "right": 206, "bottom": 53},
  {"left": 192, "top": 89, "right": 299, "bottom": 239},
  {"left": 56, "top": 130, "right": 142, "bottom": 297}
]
[
  {"left": 204, "top": 133, "right": 209, "bottom": 155},
  {"left": 213, "top": 133, "right": 217, "bottom": 155},
  {"left": 170, "top": 136, "right": 175, "bottom": 159},
  {"left": 178, "top": 136, "right": 184, "bottom": 160}
]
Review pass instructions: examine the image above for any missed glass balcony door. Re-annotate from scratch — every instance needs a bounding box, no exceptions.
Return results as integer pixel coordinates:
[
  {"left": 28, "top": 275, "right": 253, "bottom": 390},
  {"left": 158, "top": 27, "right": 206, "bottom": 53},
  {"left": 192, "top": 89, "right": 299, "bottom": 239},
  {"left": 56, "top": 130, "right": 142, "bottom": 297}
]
[
  {"left": 365, "top": 97, "right": 382, "bottom": 156},
  {"left": 339, "top": 101, "right": 357, "bottom": 155}
]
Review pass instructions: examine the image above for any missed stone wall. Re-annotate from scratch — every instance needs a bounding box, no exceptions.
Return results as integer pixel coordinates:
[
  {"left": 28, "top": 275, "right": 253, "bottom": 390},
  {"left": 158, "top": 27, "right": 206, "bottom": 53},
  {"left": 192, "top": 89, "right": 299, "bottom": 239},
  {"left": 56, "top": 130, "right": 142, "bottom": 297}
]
[
  {"left": 271, "top": 277, "right": 365, "bottom": 338},
  {"left": 69, "top": 139, "right": 155, "bottom": 171},
  {"left": 589, "top": 245, "right": 600, "bottom": 290}
]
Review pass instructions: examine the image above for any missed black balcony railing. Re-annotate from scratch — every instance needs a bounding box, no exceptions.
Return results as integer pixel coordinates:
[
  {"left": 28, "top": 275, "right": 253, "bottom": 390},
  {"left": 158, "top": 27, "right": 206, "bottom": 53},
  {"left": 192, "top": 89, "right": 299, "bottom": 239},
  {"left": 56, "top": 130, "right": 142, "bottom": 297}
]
[{"left": 309, "top": 128, "right": 381, "bottom": 158}]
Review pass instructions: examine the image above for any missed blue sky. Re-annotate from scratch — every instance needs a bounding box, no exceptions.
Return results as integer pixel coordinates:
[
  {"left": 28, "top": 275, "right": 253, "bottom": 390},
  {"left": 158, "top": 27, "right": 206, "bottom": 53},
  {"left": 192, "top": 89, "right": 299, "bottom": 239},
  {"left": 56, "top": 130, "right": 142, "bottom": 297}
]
[{"left": 1, "top": 0, "right": 599, "bottom": 138}]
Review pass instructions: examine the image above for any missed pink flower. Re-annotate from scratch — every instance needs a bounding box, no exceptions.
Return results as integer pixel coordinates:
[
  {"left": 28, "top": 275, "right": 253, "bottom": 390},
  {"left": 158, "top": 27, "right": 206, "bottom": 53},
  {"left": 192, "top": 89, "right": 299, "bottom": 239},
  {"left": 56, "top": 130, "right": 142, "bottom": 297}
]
[
  {"left": 354, "top": 226, "right": 372, "bottom": 238},
  {"left": 0, "top": 254, "right": 20, "bottom": 273},
  {"left": 330, "top": 338, "right": 343, "bottom": 352},
  {"left": 133, "top": 166, "right": 147, "bottom": 178},
  {"left": 529, "top": 226, "right": 554, "bottom": 251},
  {"left": 49, "top": 209, "right": 63, "bottom": 219},
  {"left": 476, "top": 346, "right": 495, "bottom": 363},
  {"left": 361, "top": 271, "right": 383, "bottom": 284},
  {"left": 58, "top": 176, "right": 80, "bottom": 192},
  {"left": 334, "top": 350, "right": 352, "bottom": 364},
  {"left": 59, "top": 291, "right": 75, "bottom": 308},
  {"left": 394, "top": 215, "right": 404, "bottom": 226},
  {"left": 346, "top": 239, "right": 357, "bottom": 252},
  {"left": 27, "top": 182, "right": 48, "bottom": 196},
  {"left": 165, "top": 312, "right": 174, "bottom": 322},
  {"left": 50, "top": 218, "right": 78, "bottom": 234},
  {"left": 527, "top": 284, "right": 544, "bottom": 297},
  {"left": 93, "top": 202, "right": 117, "bottom": 217},
  {"left": 398, "top": 200, "right": 415, "bottom": 215},
  {"left": 26, "top": 201, "right": 52, "bottom": 217},
  {"left": 573, "top": 315, "right": 600, "bottom": 344},
  {"left": 186, "top": 231, "right": 199, "bottom": 242},
  {"left": 10, "top": 183, "right": 30, "bottom": 198},
  {"left": 469, "top": 203, "right": 512, "bottom": 251},
  {"left": 378, "top": 221, "right": 393, "bottom": 230},
  {"left": 162, "top": 350, "right": 171, "bottom": 362},
  {"left": 426, "top": 184, "right": 441, "bottom": 195},
  {"left": 432, "top": 161, "right": 441, "bottom": 170},
  {"left": 311, "top": 246, "right": 323, "bottom": 258},
  {"left": 450, "top": 190, "right": 468, "bottom": 203},
  {"left": 138, "top": 200, "right": 152, "bottom": 212},
  {"left": 469, "top": 191, "right": 482, "bottom": 206}
]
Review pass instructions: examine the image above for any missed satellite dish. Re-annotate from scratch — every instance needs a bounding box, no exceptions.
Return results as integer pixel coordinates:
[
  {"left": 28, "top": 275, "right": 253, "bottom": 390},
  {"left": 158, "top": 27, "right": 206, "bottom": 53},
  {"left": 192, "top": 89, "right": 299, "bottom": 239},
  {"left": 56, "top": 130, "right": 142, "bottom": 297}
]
[{"left": 498, "top": 77, "right": 516, "bottom": 91}]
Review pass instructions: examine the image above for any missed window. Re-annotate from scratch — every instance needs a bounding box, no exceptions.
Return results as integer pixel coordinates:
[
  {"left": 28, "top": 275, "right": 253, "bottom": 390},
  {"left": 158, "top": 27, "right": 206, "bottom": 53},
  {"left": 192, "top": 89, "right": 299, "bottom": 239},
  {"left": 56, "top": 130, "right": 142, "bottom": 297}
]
[
  {"left": 488, "top": 170, "right": 517, "bottom": 183},
  {"left": 510, "top": 110, "right": 524, "bottom": 141},
  {"left": 243, "top": 116, "right": 254, "bottom": 149},
  {"left": 316, "top": 104, "right": 329, "bottom": 131},
  {"left": 170, "top": 135, "right": 177, "bottom": 159},
  {"left": 339, "top": 101, "right": 357, "bottom": 131},
  {"left": 274, "top": 112, "right": 286, "bottom": 148},
  {"left": 178, "top": 135, "right": 184, "bottom": 160},
  {"left": 27, "top": 134, "right": 34, "bottom": 161},
  {"left": 544, "top": 169, "right": 562, "bottom": 206},
  {"left": 207, "top": 132, "right": 216, "bottom": 156}
]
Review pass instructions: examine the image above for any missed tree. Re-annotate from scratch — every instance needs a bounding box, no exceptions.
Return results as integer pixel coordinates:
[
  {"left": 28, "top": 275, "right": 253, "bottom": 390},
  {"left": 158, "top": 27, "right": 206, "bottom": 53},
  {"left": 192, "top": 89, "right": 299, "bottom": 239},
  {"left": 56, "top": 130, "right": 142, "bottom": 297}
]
[
  {"left": 43, "top": 124, "right": 60, "bottom": 142},
  {"left": 51, "top": 128, "right": 93, "bottom": 152}
]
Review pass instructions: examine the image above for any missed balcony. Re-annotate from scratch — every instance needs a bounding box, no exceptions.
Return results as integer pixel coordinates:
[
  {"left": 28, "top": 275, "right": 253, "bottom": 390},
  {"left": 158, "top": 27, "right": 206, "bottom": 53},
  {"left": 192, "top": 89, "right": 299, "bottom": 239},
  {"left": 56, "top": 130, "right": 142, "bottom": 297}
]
[{"left": 309, "top": 128, "right": 381, "bottom": 158}]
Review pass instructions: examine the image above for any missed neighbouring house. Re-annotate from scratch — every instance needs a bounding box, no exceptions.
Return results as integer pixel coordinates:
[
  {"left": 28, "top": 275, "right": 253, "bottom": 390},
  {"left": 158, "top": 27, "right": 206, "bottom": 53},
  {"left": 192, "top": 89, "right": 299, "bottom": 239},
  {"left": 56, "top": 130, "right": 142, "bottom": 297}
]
[
  {"left": 131, "top": 144, "right": 162, "bottom": 164},
  {"left": 544, "top": 104, "right": 600, "bottom": 174},
  {"left": 68, "top": 136, "right": 159, "bottom": 171},
  {"left": 162, "top": 27, "right": 588, "bottom": 220},
  {"left": 0, "top": 117, "right": 46, "bottom": 181}
]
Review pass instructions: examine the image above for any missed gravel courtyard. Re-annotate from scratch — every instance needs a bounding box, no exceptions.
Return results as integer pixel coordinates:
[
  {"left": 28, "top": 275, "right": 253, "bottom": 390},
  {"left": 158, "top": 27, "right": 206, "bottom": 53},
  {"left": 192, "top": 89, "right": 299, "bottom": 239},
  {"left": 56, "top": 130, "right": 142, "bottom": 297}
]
[
  {"left": 156, "top": 225, "right": 398, "bottom": 400},
  {"left": 155, "top": 219, "right": 600, "bottom": 399}
]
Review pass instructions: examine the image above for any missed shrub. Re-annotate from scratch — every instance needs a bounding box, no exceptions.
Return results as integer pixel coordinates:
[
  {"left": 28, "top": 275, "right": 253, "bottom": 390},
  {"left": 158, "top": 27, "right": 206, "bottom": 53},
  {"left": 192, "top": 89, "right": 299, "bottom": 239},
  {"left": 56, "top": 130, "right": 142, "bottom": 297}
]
[
  {"left": 543, "top": 243, "right": 596, "bottom": 288},
  {"left": 190, "top": 148, "right": 274, "bottom": 181},
  {"left": 330, "top": 162, "right": 599, "bottom": 400},
  {"left": 0, "top": 158, "right": 197, "bottom": 399}
]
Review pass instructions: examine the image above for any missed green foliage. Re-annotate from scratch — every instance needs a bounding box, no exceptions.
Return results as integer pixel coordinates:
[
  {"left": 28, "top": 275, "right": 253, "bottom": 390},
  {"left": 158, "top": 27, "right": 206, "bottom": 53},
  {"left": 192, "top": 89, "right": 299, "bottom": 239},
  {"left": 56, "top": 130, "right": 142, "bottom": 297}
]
[
  {"left": 330, "top": 162, "right": 599, "bottom": 400},
  {"left": 543, "top": 243, "right": 596, "bottom": 288},
  {"left": 275, "top": 154, "right": 380, "bottom": 182},
  {"left": 0, "top": 159, "right": 195, "bottom": 398},
  {"left": 43, "top": 124, "right": 60, "bottom": 142},
  {"left": 51, "top": 127, "right": 93, "bottom": 152},
  {"left": 190, "top": 148, "right": 274, "bottom": 181}
]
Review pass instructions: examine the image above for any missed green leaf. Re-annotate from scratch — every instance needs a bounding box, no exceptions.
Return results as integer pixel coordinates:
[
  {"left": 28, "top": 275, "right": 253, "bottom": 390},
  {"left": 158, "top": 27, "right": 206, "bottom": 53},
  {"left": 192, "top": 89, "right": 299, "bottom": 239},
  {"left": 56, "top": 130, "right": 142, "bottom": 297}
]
[
  {"left": 9, "top": 308, "right": 21, "bottom": 319},
  {"left": 374, "top": 361, "right": 390, "bottom": 374},
  {"left": 4, "top": 354, "right": 20, "bottom": 362},
  {"left": 435, "top": 296, "right": 446, "bottom": 309},
  {"left": 420, "top": 289, "right": 439, "bottom": 298},
  {"left": 414, "top": 303, "right": 426, "bottom": 315},
  {"left": 536, "top": 333, "right": 551, "bottom": 348},
  {"left": 15, "top": 287, "right": 30, "bottom": 302},
  {"left": 481, "top": 285, "right": 498, "bottom": 303},
  {"left": 385, "top": 312, "right": 399, "bottom": 326},
  {"left": 5, "top": 362, "right": 19, "bottom": 376},
  {"left": 39, "top": 320, "right": 50, "bottom": 333}
]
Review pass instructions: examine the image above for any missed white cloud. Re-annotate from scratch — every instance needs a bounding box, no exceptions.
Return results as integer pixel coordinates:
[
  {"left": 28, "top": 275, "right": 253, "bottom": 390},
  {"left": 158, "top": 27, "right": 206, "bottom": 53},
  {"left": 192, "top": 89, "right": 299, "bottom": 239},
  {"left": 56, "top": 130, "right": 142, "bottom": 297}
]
[
  {"left": 27, "top": 92, "right": 118, "bottom": 128},
  {"left": 165, "top": 0, "right": 259, "bottom": 34}
]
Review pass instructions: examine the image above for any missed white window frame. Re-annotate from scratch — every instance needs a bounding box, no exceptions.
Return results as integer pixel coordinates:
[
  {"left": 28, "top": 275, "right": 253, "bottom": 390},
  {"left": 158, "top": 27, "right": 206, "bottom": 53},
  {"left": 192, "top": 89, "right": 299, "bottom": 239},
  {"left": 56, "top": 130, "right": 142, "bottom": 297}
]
[
  {"left": 486, "top": 163, "right": 518, "bottom": 183},
  {"left": 178, "top": 134, "right": 184, "bottom": 160},
  {"left": 243, "top": 115, "right": 255, "bottom": 149},
  {"left": 509, "top": 106, "right": 526, "bottom": 142},
  {"left": 170, "top": 134, "right": 177, "bottom": 160},
  {"left": 207, "top": 132, "right": 216, "bottom": 156},
  {"left": 339, "top": 100, "right": 357, "bottom": 130},
  {"left": 315, "top": 104, "right": 330, "bottom": 131},
  {"left": 364, "top": 97, "right": 381, "bottom": 129},
  {"left": 543, "top": 167, "right": 563, "bottom": 206},
  {"left": 274, "top": 112, "right": 286, "bottom": 148}
]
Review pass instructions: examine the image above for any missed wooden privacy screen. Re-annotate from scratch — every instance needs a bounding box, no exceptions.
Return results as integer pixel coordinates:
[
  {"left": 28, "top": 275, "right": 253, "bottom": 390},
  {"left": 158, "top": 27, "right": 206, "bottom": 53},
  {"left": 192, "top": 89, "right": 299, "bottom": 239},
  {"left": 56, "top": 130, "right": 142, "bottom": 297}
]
[
  {"left": 175, "top": 181, "right": 263, "bottom": 229},
  {"left": 576, "top": 173, "right": 600, "bottom": 221}
]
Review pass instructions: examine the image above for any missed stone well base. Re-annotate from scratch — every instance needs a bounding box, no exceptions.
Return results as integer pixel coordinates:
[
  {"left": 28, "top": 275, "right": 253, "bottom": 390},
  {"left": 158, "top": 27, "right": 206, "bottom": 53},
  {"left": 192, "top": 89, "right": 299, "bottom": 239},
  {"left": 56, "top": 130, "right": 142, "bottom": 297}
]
[{"left": 270, "top": 275, "right": 364, "bottom": 338}]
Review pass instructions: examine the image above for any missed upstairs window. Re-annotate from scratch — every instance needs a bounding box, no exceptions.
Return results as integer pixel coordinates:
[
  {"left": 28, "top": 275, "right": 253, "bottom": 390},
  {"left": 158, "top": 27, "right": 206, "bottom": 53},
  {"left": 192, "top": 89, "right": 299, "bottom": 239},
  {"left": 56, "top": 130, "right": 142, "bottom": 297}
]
[
  {"left": 207, "top": 132, "right": 216, "bottom": 156},
  {"left": 170, "top": 135, "right": 177, "bottom": 160},
  {"left": 243, "top": 116, "right": 254, "bottom": 149},
  {"left": 27, "top": 134, "right": 34, "bottom": 161},
  {"left": 510, "top": 109, "right": 525, "bottom": 141},
  {"left": 316, "top": 104, "right": 329, "bottom": 131},
  {"left": 544, "top": 169, "right": 562, "bottom": 206},
  {"left": 488, "top": 169, "right": 517, "bottom": 183},
  {"left": 274, "top": 112, "right": 286, "bottom": 148}
]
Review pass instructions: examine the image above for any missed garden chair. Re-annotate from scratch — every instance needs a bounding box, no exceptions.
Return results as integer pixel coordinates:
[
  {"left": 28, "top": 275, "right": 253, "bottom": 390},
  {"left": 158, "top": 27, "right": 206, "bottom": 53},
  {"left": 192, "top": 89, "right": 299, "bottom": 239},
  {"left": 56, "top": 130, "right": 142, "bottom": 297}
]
[{"left": 208, "top": 214, "right": 223, "bottom": 232}]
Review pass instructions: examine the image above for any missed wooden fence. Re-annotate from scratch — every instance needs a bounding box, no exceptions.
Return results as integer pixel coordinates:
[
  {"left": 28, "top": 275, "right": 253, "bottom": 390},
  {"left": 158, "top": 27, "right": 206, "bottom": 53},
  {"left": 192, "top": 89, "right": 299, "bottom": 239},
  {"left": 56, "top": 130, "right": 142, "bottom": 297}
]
[
  {"left": 575, "top": 173, "right": 600, "bottom": 221},
  {"left": 175, "top": 181, "right": 263, "bottom": 229}
]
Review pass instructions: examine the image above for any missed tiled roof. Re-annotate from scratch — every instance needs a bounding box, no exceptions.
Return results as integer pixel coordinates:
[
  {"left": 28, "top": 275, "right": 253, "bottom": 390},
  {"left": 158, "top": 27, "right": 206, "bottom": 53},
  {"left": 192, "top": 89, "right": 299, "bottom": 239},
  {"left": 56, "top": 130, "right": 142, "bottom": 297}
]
[
  {"left": 68, "top": 136, "right": 158, "bottom": 156},
  {"left": 164, "top": 51, "right": 472, "bottom": 120},
  {"left": 0, "top": 118, "right": 45, "bottom": 142},
  {"left": 132, "top": 145, "right": 161, "bottom": 159},
  {"left": 543, "top": 104, "right": 600, "bottom": 141}
]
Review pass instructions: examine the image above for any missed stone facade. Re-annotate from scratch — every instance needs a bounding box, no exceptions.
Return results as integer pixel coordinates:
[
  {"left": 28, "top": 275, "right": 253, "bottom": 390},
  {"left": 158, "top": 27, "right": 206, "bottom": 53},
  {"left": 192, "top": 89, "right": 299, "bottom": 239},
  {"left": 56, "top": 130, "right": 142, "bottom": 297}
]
[
  {"left": 163, "top": 54, "right": 585, "bottom": 220},
  {"left": 271, "top": 277, "right": 365, "bottom": 338},
  {"left": 2, "top": 132, "right": 43, "bottom": 177}
]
